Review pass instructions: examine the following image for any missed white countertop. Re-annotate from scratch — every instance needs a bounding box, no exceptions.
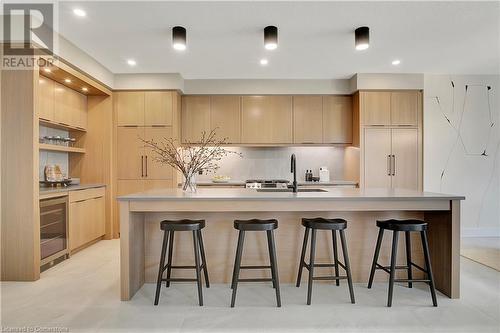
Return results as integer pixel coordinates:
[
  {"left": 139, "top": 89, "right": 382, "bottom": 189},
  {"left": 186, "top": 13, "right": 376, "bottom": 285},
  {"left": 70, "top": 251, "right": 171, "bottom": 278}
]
[
  {"left": 118, "top": 187, "right": 464, "bottom": 201},
  {"left": 40, "top": 183, "right": 106, "bottom": 195},
  {"left": 180, "top": 180, "right": 358, "bottom": 187}
]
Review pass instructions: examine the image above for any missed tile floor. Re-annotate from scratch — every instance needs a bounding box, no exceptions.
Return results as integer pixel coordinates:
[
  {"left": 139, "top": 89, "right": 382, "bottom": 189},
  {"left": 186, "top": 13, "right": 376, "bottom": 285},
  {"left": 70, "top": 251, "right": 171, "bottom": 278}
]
[
  {"left": 461, "top": 237, "right": 500, "bottom": 271},
  {"left": 1, "top": 239, "right": 499, "bottom": 333}
]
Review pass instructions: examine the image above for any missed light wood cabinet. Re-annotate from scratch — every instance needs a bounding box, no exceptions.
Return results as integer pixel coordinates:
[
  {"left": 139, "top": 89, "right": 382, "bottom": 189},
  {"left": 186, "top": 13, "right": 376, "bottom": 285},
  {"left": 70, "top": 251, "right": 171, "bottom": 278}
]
[
  {"left": 69, "top": 187, "right": 105, "bottom": 251},
  {"left": 143, "top": 127, "right": 173, "bottom": 180},
  {"left": 391, "top": 92, "right": 418, "bottom": 126},
  {"left": 363, "top": 128, "right": 418, "bottom": 190},
  {"left": 362, "top": 91, "right": 419, "bottom": 126},
  {"left": 115, "top": 91, "right": 145, "bottom": 126},
  {"left": 182, "top": 96, "right": 211, "bottom": 143},
  {"left": 54, "top": 82, "right": 73, "bottom": 126},
  {"left": 362, "top": 92, "right": 391, "bottom": 126},
  {"left": 241, "top": 96, "right": 292, "bottom": 144},
  {"left": 323, "top": 96, "right": 352, "bottom": 143},
  {"left": 364, "top": 128, "right": 392, "bottom": 189},
  {"left": 210, "top": 96, "right": 241, "bottom": 143},
  {"left": 391, "top": 128, "right": 418, "bottom": 190},
  {"left": 117, "top": 127, "right": 145, "bottom": 180},
  {"left": 145, "top": 91, "right": 173, "bottom": 126},
  {"left": 38, "top": 76, "right": 54, "bottom": 121},
  {"left": 293, "top": 96, "right": 323, "bottom": 144},
  {"left": 49, "top": 81, "right": 87, "bottom": 129}
]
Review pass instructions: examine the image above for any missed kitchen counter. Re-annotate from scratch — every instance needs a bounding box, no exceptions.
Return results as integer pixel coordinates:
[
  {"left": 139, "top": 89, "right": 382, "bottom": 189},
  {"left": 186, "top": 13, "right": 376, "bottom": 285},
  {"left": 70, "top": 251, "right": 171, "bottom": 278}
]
[
  {"left": 39, "top": 183, "right": 106, "bottom": 199},
  {"left": 118, "top": 187, "right": 463, "bottom": 202},
  {"left": 178, "top": 180, "right": 358, "bottom": 187},
  {"left": 118, "top": 187, "right": 463, "bottom": 302}
]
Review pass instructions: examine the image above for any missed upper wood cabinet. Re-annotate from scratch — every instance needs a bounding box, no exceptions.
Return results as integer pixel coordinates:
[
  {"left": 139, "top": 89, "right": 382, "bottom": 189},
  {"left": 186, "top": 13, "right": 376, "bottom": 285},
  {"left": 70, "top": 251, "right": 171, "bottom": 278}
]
[
  {"left": 391, "top": 92, "right": 418, "bottom": 126},
  {"left": 293, "top": 96, "right": 323, "bottom": 144},
  {"left": 115, "top": 91, "right": 174, "bottom": 127},
  {"left": 38, "top": 76, "right": 54, "bottom": 121},
  {"left": 115, "top": 91, "right": 145, "bottom": 126},
  {"left": 362, "top": 92, "right": 391, "bottom": 126},
  {"left": 322, "top": 96, "right": 352, "bottom": 144},
  {"left": 362, "top": 91, "right": 420, "bottom": 127},
  {"left": 181, "top": 96, "right": 211, "bottom": 143},
  {"left": 210, "top": 96, "right": 241, "bottom": 143},
  {"left": 145, "top": 92, "right": 173, "bottom": 126},
  {"left": 52, "top": 82, "right": 87, "bottom": 129},
  {"left": 241, "top": 96, "right": 292, "bottom": 144}
]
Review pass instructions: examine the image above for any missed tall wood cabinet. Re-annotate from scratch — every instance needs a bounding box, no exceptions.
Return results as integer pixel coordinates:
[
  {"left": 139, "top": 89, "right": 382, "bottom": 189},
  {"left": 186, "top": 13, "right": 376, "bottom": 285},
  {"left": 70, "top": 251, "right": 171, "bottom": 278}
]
[
  {"left": 359, "top": 90, "right": 422, "bottom": 190},
  {"left": 115, "top": 91, "right": 181, "bottom": 234},
  {"left": 115, "top": 91, "right": 178, "bottom": 187}
]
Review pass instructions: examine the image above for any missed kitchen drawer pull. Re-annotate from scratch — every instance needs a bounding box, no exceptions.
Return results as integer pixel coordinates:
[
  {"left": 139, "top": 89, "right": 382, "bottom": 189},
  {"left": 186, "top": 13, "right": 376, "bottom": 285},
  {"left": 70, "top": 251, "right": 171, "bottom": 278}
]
[
  {"left": 141, "top": 156, "right": 144, "bottom": 177},
  {"left": 391, "top": 155, "right": 396, "bottom": 176},
  {"left": 145, "top": 156, "right": 148, "bottom": 177}
]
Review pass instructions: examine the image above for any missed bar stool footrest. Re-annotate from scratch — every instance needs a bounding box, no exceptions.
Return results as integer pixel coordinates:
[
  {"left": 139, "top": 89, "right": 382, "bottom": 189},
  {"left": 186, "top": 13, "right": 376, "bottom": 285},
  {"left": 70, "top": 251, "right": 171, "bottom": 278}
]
[
  {"left": 162, "top": 278, "right": 198, "bottom": 282},
  {"left": 237, "top": 278, "right": 274, "bottom": 283},
  {"left": 239, "top": 265, "right": 272, "bottom": 270},
  {"left": 312, "top": 276, "right": 348, "bottom": 281},
  {"left": 394, "top": 278, "right": 431, "bottom": 283}
]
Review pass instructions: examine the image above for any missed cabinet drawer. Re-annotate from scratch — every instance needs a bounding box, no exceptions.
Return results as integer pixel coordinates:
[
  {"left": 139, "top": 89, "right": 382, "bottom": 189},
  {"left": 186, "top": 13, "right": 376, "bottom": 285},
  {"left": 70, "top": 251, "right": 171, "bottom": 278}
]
[{"left": 69, "top": 187, "right": 105, "bottom": 203}]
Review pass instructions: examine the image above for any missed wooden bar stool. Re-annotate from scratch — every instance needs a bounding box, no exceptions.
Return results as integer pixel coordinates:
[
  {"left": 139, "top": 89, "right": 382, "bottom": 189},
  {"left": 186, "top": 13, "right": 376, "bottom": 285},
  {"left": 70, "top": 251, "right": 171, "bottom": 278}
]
[
  {"left": 296, "top": 217, "right": 355, "bottom": 305},
  {"left": 367, "top": 219, "right": 437, "bottom": 307},
  {"left": 154, "top": 219, "right": 209, "bottom": 306},
  {"left": 230, "top": 219, "right": 281, "bottom": 307}
]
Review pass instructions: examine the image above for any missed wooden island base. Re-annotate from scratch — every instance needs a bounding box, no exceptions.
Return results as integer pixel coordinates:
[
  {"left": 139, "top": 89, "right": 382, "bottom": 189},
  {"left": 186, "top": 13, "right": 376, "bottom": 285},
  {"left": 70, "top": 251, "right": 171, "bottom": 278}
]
[{"left": 119, "top": 188, "right": 462, "bottom": 301}]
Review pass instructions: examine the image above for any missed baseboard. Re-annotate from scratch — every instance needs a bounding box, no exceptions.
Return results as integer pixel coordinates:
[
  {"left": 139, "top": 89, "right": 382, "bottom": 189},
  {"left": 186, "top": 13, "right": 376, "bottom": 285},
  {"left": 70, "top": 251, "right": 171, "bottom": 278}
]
[{"left": 462, "top": 227, "right": 500, "bottom": 238}]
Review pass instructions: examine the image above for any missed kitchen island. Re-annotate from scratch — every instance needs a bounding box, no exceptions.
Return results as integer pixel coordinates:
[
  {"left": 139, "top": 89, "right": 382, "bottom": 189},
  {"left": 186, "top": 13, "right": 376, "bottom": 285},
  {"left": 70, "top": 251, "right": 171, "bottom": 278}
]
[{"left": 118, "top": 188, "right": 464, "bottom": 301}]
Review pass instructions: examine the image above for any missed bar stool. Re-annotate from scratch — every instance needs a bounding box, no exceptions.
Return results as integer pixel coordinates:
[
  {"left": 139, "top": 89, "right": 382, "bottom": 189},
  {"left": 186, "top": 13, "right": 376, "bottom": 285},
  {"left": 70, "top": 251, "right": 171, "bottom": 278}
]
[
  {"left": 296, "top": 218, "right": 355, "bottom": 305},
  {"left": 154, "top": 219, "right": 209, "bottom": 306},
  {"left": 230, "top": 219, "right": 281, "bottom": 307},
  {"left": 367, "top": 219, "right": 437, "bottom": 307}
]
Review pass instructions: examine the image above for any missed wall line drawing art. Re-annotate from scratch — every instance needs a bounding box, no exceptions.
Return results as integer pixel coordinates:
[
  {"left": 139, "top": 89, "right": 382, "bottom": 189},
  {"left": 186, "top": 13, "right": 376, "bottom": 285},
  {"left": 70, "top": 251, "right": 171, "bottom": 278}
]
[{"left": 429, "top": 78, "right": 496, "bottom": 191}]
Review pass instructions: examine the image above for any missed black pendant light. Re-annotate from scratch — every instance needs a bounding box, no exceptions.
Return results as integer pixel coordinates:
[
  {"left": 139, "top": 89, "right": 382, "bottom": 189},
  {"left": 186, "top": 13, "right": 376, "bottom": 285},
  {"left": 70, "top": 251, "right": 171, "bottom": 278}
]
[
  {"left": 355, "top": 26, "right": 369, "bottom": 51},
  {"left": 264, "top": 26, "right": 278, "bottom": 50},
  {"left": 172, "top": 26, "right": 187, "bottom": 51}
]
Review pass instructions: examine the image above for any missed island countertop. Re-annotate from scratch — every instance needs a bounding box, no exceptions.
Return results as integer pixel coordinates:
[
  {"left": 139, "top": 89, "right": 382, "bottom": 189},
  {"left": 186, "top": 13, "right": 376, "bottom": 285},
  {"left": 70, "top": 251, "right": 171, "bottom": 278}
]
[{"left": 118, "top": 187, "right": 464, "bottom": 201}]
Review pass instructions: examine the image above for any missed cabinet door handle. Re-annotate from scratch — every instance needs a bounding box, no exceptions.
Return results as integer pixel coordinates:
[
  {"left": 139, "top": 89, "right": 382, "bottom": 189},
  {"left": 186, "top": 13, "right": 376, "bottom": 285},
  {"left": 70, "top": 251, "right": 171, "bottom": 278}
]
[
  {"left": 387, "top": 155, "right": 391, "bottom": 176},
  {"left": 145, "top": 156, "right": 148, "bottom": 177},
  {"left": 141, "top": 156, "right": 144, "bottom": 177},
  {"left": 391, "top": 155, "right": 396, "bottom": 176}
]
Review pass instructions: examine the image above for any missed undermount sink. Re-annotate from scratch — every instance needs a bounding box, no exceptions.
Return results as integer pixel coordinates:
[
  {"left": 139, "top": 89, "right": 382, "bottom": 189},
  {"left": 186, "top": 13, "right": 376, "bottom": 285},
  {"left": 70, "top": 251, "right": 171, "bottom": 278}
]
[{"left": 256, "top": 188, "right": 328, "bottom": 193}]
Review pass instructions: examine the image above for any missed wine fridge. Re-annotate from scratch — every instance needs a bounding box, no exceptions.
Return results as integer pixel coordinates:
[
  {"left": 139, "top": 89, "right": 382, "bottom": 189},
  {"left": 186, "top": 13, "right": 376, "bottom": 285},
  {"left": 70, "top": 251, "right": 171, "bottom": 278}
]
[{"left": 40, "top": 196, "right": 69, "bottom": 268}]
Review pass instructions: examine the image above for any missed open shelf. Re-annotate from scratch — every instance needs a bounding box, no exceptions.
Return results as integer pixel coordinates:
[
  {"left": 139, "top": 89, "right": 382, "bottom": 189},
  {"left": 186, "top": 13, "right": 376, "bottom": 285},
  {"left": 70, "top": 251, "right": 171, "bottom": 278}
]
[
  {"left": 39, "top": 144, "right": 86, "bottom": 154},
  {"left": 39, "top": 119, "right": 87, "bottom": 133}
]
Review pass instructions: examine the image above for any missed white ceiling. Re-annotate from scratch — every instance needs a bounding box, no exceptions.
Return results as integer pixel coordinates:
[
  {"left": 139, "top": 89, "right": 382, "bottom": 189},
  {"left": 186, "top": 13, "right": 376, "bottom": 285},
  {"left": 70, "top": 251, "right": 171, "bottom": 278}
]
[{"left": 58, "top": 1, "right": 500, "bottom": 79}]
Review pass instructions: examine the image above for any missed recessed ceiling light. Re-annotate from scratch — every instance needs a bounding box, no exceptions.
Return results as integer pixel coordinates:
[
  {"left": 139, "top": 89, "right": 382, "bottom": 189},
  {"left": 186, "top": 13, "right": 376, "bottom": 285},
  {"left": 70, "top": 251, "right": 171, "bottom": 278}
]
[
  {"left": 260, "top": 58, "right": 269, "bottom": 66},
  {"left": 82, "top": 87, "right": 88, "bottom": 92},
  {"left": 172, "top": 26, "right": 187, "bottom": 51},
  {"left": 43, "top": 67, "right": 51, "bottom": 73},
  {"left": 392, "top": 59, "right": 401, "bottom": 65},
  {"left": 355, "top": 26, "right": 370, "bottom": 51},
  {"left": 127, "top": 59, "right": 137, "bottom": 66},
  {"left": 264, "top": 26, "right": 278, "bottom": 50},
  {"left": 64, "top": 78, "right": 71, "bottom": 83},
  {"left": 73, "top": 8, "right": 86, "bottom": 17}
]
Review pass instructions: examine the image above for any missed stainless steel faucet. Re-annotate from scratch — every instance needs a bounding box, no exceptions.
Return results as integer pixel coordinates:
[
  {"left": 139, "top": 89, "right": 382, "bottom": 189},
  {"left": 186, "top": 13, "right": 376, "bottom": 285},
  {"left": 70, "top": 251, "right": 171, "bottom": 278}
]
[{"left": 290, "top": 154, "right": 298, "bottom": 193}]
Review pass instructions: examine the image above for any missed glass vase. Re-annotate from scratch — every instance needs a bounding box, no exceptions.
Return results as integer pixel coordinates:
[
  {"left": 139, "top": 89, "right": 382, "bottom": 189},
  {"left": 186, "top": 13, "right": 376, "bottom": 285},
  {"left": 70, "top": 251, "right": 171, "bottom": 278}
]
[{"left": 182, "top": 173, "right": 197, "bottom": 193}]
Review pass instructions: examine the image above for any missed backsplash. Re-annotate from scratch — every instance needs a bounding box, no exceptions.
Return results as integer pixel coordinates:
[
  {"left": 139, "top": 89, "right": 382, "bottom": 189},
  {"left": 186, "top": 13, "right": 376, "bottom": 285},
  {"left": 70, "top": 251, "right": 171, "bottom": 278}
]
[
  {"left": 39, "top": 127, "right": 69, "bottom": 181},
  {"left": 197, "top": 146, "right": 359, "bottom": 182}
]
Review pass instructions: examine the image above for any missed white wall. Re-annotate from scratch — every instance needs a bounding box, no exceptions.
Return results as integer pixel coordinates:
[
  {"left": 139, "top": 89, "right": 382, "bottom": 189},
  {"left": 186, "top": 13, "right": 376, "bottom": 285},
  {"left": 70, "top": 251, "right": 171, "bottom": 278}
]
[{"left": 424, "top": 75, "right": 500, "bottom": 237}]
